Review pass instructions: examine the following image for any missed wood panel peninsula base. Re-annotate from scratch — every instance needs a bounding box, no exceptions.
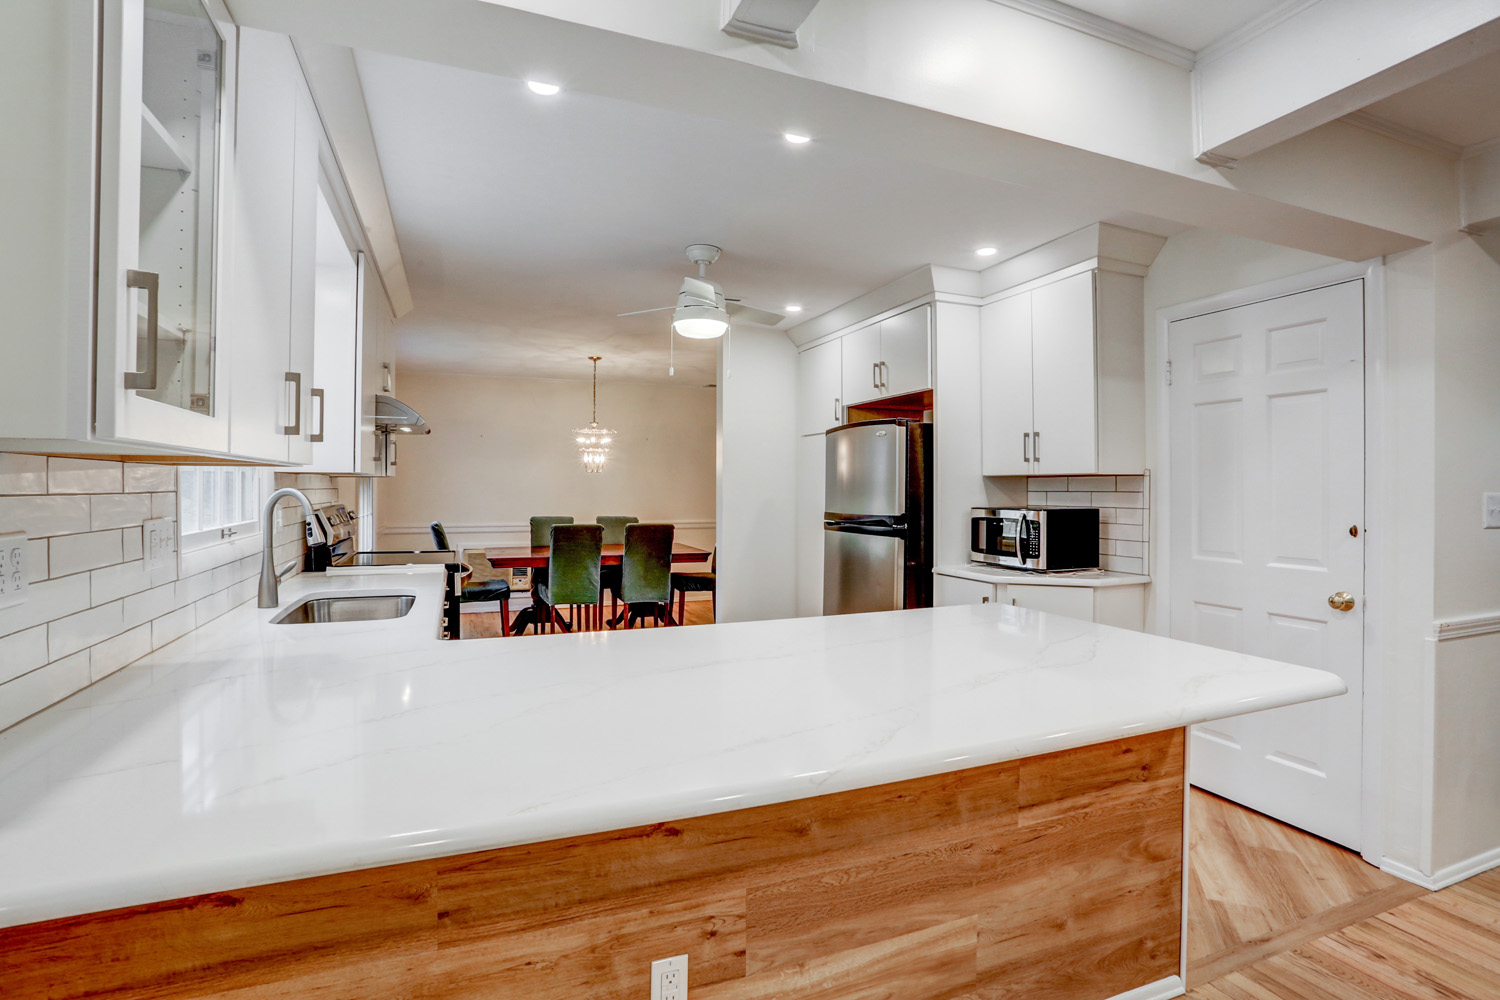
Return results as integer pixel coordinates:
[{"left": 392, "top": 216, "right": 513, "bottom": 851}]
[{"left": 3, "top": 729, "right": 1185, "bottom": 1000}]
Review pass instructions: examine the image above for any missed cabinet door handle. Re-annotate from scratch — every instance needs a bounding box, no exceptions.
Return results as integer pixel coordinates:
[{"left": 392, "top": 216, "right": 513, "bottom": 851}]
[
  {"left": 309, "top": 388, "right": 325, "bottom": 443},
  {"left": 283, "top": 372, "right": 302, "bottom": 435},
  {"left": 872, "top": 361, "right": 879, "bottom": 390},
  {"left": 832, "top": 397, "right": 840, "bottom": 422},
  {"left": 1033, "top": 431, "right": 1041, "bottom": 462},
  {"left": 880, "top": 361, "right": 888, "bottom": 389},
  {"left": 123, "top": 269, "right": 160, "bottom": 390},
  {"left": 1022, "top": 431, "right": 1031, "bottom": 463}
]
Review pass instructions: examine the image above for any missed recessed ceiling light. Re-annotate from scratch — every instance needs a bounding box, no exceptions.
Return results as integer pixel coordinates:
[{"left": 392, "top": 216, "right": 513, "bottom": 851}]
[
  {"left": 783, "top": 132, "right": 812, "bottom": 144},
  {"left": 975, "top": 246, "right": 998, "bottom": 257},
  {"left": 526, "top": 80, "right": 561, "bottom": 96},
  {"left": 784, "top": 303, "right": 804, "bottom": 313}
]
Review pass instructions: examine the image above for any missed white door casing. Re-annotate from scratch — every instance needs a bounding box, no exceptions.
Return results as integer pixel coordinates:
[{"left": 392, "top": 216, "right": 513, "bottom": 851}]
[{"left": 1169, "top": 279, "right": 1365, "bottom": 849}]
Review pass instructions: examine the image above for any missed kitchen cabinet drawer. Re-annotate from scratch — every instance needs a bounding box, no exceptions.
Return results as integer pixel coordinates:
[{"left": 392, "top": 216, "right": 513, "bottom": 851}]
[
  {"left": 934, "top": 574, "right": 998, "bottom": 607},
  {"left": 1004, "top": 583, "right": 1145, "bottom": 631}
]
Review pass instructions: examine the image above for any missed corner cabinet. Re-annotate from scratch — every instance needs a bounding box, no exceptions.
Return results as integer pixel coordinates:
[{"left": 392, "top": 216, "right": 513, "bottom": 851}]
[
  {"left": 979, "top": 268, "right": 1144, "bottom": 476},
  {"left": 94, "top": 0, "right": 238, "bottom": 454}
]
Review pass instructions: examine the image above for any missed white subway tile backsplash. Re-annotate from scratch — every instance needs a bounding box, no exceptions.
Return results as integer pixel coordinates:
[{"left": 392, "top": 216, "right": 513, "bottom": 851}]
[
  {"left": 151, "top": 606, "right": 195, "bottom": 648},
  {"left": 49, "top": 529, "right": 124, "bottom": 578},
  {"left": 1046, "top": 492, "right": 1093, "bottom": 507},
  {"left": 47, "top": 457, "right": 123, "bottom": 494},
  {"left": 1068, "top": 476, "right": 1114, "bottom": 491},
  {"left": 48, "top": 602, "right": 124, "bottom": 661},
  {"left": 91, "top": 560, "right": 154, "bottom": 605},
  {"left": 1110, "top": 539, "right": 1146, "bottom": 558},
  {"left": 124, "top": 464, "right": 176, "bottom": 493},
  {"left": 1029, "top": 477, "right": 1069, "bottom": 491},
  {"left": 1092, "top": 492, "right": 1145, "bottom": 509},
  {"left": 90, "top": 625, "right": 152, "bottom": 682},
  {"left": 122, "top": 526, "right": 143, "bottom": 562},
  {"left": 1103, "top": 554, "right": 1144, "bottom": 574},
  {"left": 0, "top": 495, "right": 92, "bottom": 537},
  {"left": 1, "top": 454, "right": 323, "bottom": 733},
  {"left": 0, "top": 455, "right": 47, "bottom": 494},
  {"left": 0, "top": 652, "right": 90, "bottom": 732},
  {"left": 1105, "top": 507, "right": 1144, "bottom": 525},
  {"left": 0, "top": 574, "right": 91, "bottom": 640},
  {"left": 1100, "top": 522, "right": 1144, "bottom": 542},
  {"left": 123, "top": 582, "right": 180, "bottom": 629},
  {"left": 91, "top": 493, "right": 152, "bottom": 530},
  {"left": 1116, "top": 475, "right": 1147, "bottom": 492},
  {"left": 0, "top": 625, "right": 50, "bottom": 685}
]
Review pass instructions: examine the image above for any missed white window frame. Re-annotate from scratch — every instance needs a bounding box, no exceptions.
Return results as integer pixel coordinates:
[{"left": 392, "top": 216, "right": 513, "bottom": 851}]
[{"left": 177, "top": 467, "right": 269, "bottom": 553}]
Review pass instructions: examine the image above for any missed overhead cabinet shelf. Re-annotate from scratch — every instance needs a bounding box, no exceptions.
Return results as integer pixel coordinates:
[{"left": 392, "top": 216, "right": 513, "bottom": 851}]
[{"left": 140, "top": 103, "right": 191, "bottom": 173}]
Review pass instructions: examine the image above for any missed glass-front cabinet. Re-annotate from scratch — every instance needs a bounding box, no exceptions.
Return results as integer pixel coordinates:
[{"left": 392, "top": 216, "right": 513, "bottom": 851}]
[{"left": 96, "top": 0, "right": 236, "bottom": 452}]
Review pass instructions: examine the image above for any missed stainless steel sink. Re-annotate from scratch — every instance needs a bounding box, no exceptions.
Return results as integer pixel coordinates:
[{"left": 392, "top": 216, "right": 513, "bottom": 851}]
[{"left": 271, "top": 593, "right": 416, "bottom": 624}]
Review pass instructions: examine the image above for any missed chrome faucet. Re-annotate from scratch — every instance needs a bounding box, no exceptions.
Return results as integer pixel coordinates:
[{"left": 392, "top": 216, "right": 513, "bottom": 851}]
[{"left": 258, "top": 487, "right": 327, "bottom": 609}]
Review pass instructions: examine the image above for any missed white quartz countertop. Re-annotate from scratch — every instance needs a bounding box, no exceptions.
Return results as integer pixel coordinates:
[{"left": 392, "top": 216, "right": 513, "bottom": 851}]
[
  {"left": 0, "top": 567, "right": 1341, "bottom": 929},
  {"left": 935, "top": 563, "right": 1152, "bottom": 587}
]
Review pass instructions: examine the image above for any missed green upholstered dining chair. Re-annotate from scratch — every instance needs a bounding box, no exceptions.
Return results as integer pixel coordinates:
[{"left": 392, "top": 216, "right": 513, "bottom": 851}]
[
  {"left": 524, "top": 516, "right": 574, "bottom": 630},
  {"left": 618, "top": 523, "right": 675, "bottom": 628},
  {"left": 430, "top": 522, "right": 512, "bottom": 636},
  {"left": 596, "top": 516, "right": 639, "bottom": 622},
  {"left": 534, "top": 523, "right": 603, "bottom": 632},
  {"left": 670, "top": 547, "right": 716, "bottom": 626}
]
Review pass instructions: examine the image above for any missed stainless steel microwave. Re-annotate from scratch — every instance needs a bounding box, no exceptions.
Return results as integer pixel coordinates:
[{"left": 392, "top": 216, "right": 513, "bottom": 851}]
[{"left": 970, "top": 507, "right": 1100, "bottom": 571}]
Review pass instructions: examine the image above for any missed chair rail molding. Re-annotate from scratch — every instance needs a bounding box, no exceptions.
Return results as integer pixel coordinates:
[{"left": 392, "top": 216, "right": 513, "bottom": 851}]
[
  {"left": 1432, "top": 612, "right": 1500, "bottom": 641},
  {"left": 385, "top": 520, "right": 716, "bottom": 538}
]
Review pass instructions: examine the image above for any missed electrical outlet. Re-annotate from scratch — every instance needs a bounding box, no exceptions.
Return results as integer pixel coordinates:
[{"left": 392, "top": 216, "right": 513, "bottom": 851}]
[
  {"left": 650, "top": 955, "right": 687, "bottom": 1000},
  {"left": 143, "top": 517, "right": 176, "bottom": 572},
  {"left": 1485, "top": 493, "right": 1500, "bottom": 529},
  {"left": 0, "top": 532, "right": 28, "bottom": 610}
]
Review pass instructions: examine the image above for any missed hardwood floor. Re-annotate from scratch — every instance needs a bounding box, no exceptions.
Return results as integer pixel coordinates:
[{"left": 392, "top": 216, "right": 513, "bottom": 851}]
[
  {"left": 461, "top": 596, "right": 713, "bottom": 639},
  {"left": 1187, "top": 789, "right": 1425, "bottom": 986},
  {"left": 1188, "top": 868, "right": 1500, "bottom": 999}
]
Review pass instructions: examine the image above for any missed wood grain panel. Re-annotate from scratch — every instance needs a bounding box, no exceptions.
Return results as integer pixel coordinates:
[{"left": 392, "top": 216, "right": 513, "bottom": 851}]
[{"left": 1, "top": 730, "right": 1185, "bottom": 1000}]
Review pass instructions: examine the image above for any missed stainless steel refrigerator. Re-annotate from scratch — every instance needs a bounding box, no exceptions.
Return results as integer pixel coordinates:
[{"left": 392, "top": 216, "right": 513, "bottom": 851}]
[{"left": 823, "top": 418, "right": 933, "bottom": 615}]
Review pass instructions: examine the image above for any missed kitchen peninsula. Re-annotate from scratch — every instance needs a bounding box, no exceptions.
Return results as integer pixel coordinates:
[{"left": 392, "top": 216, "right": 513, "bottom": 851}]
[{"left": 0, "top": 567, "right": 1342, "bottom": 1000}]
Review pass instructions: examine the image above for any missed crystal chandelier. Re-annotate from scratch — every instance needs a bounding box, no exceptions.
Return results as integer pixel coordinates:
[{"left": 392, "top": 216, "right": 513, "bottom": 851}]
[{"left": 574, "top": 356, "right": 615, "bottom": 474}]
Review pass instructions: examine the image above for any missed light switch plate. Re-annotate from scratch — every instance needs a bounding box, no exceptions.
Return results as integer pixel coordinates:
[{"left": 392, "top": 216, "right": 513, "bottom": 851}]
[
  {"left": 0, "top": 531, "right": 29, "bottom": 610},
  {"left": 1485, "top": 493, "right": 1500, "bottom": 529},
  {"left": 143, "top": 517, "right": 176, "bottom": 572}
]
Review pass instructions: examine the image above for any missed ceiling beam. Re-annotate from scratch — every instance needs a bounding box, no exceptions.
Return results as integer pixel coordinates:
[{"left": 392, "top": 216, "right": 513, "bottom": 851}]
[
  {"left": 1194, "top": 0, "right": 1500, "bottom": 164},
  {"left": 720, "top": 0, "right": 821, "bottom": 49}
]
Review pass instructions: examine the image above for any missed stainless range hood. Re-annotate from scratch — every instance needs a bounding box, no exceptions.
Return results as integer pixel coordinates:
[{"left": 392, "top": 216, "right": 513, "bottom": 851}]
[{"left": 374, "top": 394, "right": 430, "bottom": 434}]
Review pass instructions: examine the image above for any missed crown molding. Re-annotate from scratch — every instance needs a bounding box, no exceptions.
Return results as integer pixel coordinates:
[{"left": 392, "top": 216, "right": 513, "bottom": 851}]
[
  {"left": 1194, "top": 0, "right": 1322, "bottom": 66},
  {"left": 985, "top": 0, "right": 1195, "bottom": 70},
  {"left": 1342, "top": 110, "right": 1464, "bottom": 159}
]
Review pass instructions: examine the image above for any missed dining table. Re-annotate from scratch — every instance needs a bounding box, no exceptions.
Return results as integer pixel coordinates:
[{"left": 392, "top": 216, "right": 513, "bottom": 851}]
[{"left": 485, "top": 542, "right": 712, "bottom": 634}]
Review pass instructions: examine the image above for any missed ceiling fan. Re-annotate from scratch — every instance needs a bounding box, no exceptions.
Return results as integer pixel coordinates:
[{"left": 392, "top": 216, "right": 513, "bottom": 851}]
[{"left": 617, "top": 244, "right": 786, "bottom": 338}]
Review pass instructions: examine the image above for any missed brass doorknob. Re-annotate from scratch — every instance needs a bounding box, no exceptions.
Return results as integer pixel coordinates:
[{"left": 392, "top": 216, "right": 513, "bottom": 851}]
[{"left": 1328, "top": 592, "right": 1356, "bottom": 612}]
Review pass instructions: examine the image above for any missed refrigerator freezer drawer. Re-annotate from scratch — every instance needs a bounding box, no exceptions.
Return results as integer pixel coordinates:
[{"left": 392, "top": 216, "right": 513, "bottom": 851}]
[{"left": 824, "top": 528, "right": 905, "bottom": 615}]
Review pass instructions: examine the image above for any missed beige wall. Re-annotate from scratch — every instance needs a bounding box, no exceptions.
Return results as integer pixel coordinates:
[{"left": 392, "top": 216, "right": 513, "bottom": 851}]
[{"left": 375, "top": 373, "right": 716, "bottom": 552}]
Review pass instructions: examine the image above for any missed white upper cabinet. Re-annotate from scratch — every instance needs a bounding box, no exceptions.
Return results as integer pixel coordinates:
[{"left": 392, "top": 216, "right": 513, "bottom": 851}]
[
  {"left": 839, "top": 323, "right": 883, "bottom": 407},
  {"left": 878, "top": 305, "right": 931, "bottom": 398},
  {"left": 796, "top": 338, "right": 843, "bottom": 436},
  {"left": 94, "top": 0, "right": 237, "bottom": 454},
  {"left": 980, "top": 268, "right": 1145, "bottom": 477},
  {"left": 224, "top": 28, "right": 317, "bottom": 464},
  {"left": 839, "top": 304, "right": 932, "bottom": 407}
]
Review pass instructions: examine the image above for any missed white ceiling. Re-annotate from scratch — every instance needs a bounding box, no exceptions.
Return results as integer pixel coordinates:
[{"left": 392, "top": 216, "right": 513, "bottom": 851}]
[
  {"left": 1058, "top": 0, "right": 1290, "bottom": 53},
  {"left": 356, "top": 49, "right": 1147, "bottom": 385}
]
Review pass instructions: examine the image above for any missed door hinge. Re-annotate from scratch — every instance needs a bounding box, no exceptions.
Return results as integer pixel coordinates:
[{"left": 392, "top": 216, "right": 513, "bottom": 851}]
[{"left": 1165, "top": 360, "right": 1173, "bottom": 386}]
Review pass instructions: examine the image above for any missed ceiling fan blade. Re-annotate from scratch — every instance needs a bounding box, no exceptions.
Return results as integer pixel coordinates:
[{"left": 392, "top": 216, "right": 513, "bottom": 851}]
[
  {"left": 725, "top": 301, "right": 786, "bottom": 325},
  {"left": 616, "top": 304, "right": 677, "bottom": 317}
]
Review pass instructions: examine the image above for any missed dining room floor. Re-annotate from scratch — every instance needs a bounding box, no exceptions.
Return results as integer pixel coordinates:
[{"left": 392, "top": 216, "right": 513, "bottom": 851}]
[{"left": 460, "top": 597, "right": 715, "bottom": 638}]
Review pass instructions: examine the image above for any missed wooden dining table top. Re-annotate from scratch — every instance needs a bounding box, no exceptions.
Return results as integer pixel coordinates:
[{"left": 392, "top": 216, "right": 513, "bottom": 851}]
[{"left": 485, "top": 543, "right": 711, "bottom": 569}]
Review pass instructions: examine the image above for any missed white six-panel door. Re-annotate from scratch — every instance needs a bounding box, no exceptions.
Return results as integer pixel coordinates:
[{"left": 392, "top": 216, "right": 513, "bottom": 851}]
[{"left": 1168, "top": 279, "right": 1365, "bottom": 849}]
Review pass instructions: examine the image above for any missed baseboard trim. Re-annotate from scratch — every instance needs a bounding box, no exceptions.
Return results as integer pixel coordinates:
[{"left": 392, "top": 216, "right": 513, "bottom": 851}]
[
  {"left": 1382, "top": 845, "right": 1500, "bottom": 890},
  {"left": 1106, "top": 975, "right": 1183, "bottom": 1000}
]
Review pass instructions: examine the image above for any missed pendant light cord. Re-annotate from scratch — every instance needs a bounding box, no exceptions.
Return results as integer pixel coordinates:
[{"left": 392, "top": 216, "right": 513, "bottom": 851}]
[{"left": 589, "top": 355, "right": 601, "bottom": 423}]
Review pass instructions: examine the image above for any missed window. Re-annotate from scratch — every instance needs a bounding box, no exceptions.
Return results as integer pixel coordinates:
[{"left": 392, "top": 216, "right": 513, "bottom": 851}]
[{"left": 179, "top": 467, "right": 266, "bottom": 550}]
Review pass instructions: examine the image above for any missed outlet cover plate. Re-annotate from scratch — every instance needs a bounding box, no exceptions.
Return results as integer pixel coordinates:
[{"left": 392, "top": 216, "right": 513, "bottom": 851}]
[
  {"left": 650, "top": 954, "right": 688, "bottom": 1000},
  {"left": 143, "top": 518, "right": 176, "bottom": 572},
  {"left": 0, "top": 531, "right": 29, "bottom": 610}
]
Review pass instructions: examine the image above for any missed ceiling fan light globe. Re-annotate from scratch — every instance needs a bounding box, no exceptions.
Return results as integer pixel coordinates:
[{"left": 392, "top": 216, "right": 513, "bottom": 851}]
[{"left": 673, "top": 302, "right": 730, "bottom": 339}]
